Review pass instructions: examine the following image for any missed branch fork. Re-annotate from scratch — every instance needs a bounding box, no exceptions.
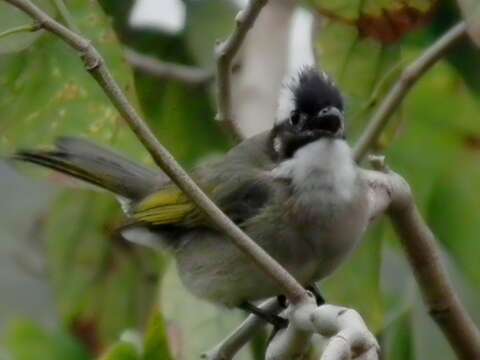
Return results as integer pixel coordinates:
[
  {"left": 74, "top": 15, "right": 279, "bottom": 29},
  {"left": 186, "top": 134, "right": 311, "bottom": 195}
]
[{"left": 266, "top": 297, "right": 379, "bottom": 360}]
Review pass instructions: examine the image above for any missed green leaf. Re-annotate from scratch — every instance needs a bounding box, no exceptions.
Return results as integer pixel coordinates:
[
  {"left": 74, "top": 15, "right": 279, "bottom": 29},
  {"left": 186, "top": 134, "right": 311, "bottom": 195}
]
[
  {"left": 427, "top": 150, "right": 480, "bottom": 291},
  {"left": 385, "top": 60, "right": 479, "bottom": 203},
  {"left": 422, "top": 0, "right": 480, "bottom": 95},
  {"left": 5, "top": 320, "right": 89, "bottom": 360},
  {"left": 314, "top": 19, "right": 403, "bottom": 140},
  {"left": 0, "top": 0, "right": 54, "bottom": 54},
  {"left": 0, "top": 0, "right": 147, "bottom": 162},
  {"left": 100, "top": 342, "right": 140, "bottom": 360},
  {"left": 137, "top": 80, "right": 229, "bottom": 166},
  {"left": 384, "top": 311, "right": 415, "bottom": 360},
  {"left": 46, "top": 191, "right": 161, "bottom": 348},
  {"left": 142, "top": 312, "right": 173, "bottom": 360}
]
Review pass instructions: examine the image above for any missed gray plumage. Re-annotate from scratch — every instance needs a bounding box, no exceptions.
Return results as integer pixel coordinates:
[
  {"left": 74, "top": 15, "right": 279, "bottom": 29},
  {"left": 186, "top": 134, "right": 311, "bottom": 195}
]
[{"left": 13, "top": 67, "right": 370, "bottom": 307}]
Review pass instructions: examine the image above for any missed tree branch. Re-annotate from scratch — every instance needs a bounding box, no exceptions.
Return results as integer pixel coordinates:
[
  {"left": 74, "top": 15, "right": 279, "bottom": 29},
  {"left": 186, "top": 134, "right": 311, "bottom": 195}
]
[
  {"left": 2, "top": 0, "right": 308, "bottom": 305},
  {"left": 362, "top": 160, "right": 480, "bottom": 360},
  {"left": 202, "top": 298, "right": 282, "bottom": 360},
  {"left": 124, "top": 48, "right": 213, "bottom": 86},
  {"left": 353, "top": 22, "right": 467, "bottom": 162},
  {"left": 215, "top": 0, "right": 269, "bottom": 141},
  {"left": 265, "top": 298, "right": 379, "bottom": 360}
]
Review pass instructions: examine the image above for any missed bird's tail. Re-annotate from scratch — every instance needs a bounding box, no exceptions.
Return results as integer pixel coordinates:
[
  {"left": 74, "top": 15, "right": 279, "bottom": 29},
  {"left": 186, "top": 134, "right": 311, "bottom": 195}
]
[{"left": 13, "top": 137, "right": 162, "bottom": 201}]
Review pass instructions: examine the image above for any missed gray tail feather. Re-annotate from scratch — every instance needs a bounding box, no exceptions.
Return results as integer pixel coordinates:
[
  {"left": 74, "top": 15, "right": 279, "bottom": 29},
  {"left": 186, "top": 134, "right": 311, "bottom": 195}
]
[{"left": 13, "top": 137, "right": 163, "bottom": 200}]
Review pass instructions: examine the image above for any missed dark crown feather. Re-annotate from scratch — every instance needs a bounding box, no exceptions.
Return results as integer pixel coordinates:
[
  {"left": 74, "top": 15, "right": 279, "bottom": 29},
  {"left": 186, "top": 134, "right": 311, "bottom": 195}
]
[{"left": 289, "top": 67, "right": 343, "bottom": 115}]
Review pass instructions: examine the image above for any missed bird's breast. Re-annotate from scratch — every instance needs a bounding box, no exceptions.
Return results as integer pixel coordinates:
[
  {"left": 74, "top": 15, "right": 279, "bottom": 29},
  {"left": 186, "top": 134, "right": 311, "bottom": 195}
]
[{"left": 274, "top": 139, "right": 369, "bottom": 276}]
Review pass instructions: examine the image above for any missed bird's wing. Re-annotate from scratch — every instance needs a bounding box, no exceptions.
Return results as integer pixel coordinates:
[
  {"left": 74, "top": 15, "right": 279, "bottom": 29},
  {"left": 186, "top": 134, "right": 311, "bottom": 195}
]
[
  {"left": 131, "top": 174, "right": 275, "bottom": 227},
  {"left": 132, "top": 186, "right": 197, "bottom": 225},
  {"left": 130, "top": 132, "right": 280, "bottom": 228}
]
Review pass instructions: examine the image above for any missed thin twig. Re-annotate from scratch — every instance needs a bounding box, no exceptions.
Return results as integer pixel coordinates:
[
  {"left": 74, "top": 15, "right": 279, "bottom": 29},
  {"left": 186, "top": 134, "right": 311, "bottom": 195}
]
[
  {"left": 353, "top": 22, "right": 467, "bottom": 162},
  {"left": 215, "top": 0, "right": 268, "bottom": 141},
  {"left": 124, "top": 48, "right": 213, "bottom": 86},
  {"left": 0, "top": 22, "right": 40, "bottom": 39},
  {"left": 2, "top": 0, "right": 307, "bottom": 305},
  {"left": 202, "top": 298, "right": 282, "bottom": 360},
  {"left": 362, "top": 165, "right": 480, "bottom": 360},
  {"left": 50, "top": 0, "right": 79, "bottom": 33}
]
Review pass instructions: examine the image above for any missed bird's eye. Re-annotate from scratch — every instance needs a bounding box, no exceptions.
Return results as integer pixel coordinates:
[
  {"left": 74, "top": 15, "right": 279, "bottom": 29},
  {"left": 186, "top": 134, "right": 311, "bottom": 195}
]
[{"left": 289, "top": 112, "right": 299, "bottom": 126}]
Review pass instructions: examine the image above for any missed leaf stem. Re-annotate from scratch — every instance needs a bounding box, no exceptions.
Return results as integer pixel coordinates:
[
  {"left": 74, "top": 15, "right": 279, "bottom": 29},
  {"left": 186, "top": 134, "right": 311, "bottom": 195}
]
[{"left": 0, "top": 22, "right": 40, "bottom": 40}]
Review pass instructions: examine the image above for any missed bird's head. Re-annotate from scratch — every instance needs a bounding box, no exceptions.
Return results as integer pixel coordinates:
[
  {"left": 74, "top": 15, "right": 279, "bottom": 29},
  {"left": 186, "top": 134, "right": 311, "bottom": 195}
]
[{"left": 269, "top": 67, "right": 345, "bottom": 160}]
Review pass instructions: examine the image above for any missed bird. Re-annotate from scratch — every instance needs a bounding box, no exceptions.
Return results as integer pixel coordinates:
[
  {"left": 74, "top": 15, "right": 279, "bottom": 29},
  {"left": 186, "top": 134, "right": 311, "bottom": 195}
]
[{"left": 13, "top": 67, "right": 370, "bottom": 324}]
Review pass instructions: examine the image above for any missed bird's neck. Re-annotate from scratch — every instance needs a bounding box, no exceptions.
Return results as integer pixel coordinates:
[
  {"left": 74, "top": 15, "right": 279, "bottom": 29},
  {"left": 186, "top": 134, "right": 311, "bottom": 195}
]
[{"left": 273, "top": 139, "right": 356, "bottom": 199}]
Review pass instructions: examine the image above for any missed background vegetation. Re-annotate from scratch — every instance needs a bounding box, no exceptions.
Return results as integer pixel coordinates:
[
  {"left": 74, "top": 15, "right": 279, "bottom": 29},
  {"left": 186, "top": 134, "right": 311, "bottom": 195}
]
[{"left": 0, "top": 0, "right": 479, "bottom": 359}]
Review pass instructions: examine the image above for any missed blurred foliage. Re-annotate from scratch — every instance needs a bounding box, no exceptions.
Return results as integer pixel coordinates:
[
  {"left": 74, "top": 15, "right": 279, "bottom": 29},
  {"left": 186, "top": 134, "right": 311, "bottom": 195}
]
[
  {"left": 311, "top": 0, "right": 480, "bottom": 358},
  {"left": 0, "top": 0, "right": 480, "bottom": 359},
  {"left": 99, "top": 0, "right": 230, "bottom": 168},
  {"left": 143, "top": 312, "right": 173, "bottom": 360},
  {"left": 0, "top": 0, "right": 146, "bottom": 159},
  {"left": 46, "top": 191, "right": 161, "bottom": 350},
  {"left": 5, "top": 320, "right": 90, "bottom": 360}
]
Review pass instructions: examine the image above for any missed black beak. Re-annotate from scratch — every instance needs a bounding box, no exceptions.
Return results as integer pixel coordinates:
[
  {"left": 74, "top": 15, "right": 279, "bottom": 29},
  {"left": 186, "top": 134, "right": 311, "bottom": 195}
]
[
  {"left": 302, "top": 106, "right": 344, "bottom": 137},
  {"left": 318, "top": 106, "right": 344, "bottom": 134}
]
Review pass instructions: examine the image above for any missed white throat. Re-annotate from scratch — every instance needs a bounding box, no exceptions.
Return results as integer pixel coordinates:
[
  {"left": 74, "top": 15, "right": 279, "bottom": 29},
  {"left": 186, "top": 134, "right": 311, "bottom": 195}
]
[{"left": 272, "top": 139, "right": 356, "bottom": 202}]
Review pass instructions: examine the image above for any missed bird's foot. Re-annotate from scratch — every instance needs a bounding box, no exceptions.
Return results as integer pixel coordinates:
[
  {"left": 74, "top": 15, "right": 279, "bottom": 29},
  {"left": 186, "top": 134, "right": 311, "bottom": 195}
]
[
  {"left": 276, "top": 294, "right": 288, "bottom": 309},
  {"left": 239, "top": 301, "right": 288, "bottom": 329},
  {"left": 306, "top": 284, "right": 325, "bottom": 306}
]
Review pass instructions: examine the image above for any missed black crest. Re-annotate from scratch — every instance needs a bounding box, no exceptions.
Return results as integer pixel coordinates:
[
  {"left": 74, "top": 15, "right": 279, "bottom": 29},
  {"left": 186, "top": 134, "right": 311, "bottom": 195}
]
[{"left": 290, "top": 67, "right": 343, "bottom": 116}]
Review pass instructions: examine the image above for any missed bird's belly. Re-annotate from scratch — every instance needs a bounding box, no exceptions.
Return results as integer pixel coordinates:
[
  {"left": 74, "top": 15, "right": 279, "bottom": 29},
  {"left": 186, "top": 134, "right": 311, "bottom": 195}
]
[
  {"left": 173, "top": 229, "right": 319, "bottom": 307},
  {"left": 296, "top": 191, "right": 369, "bottom": 280},
  {"left": 173, "top": 186, "right": 368, "bottom": 307}
]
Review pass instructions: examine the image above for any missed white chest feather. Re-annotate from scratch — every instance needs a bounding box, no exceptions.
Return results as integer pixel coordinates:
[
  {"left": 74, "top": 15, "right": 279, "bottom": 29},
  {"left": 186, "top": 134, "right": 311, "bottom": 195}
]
[
  {"left": 272, "top": 139, "right": 367, "bottom": 280},
  {"left": 272, "top": 139, "right": 357, "bottom": 207}
]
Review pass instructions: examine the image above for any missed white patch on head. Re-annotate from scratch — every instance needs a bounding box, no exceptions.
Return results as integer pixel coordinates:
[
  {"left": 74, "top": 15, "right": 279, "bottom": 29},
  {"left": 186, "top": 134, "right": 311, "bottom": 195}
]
[{"left": 275, "top": 82, "right": 295, "bottom": 124}]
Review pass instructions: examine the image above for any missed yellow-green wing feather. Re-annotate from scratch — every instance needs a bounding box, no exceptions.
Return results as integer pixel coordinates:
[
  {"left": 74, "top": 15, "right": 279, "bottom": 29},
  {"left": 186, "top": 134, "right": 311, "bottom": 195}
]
[{"left": 133, "top": 187, "right": 196, "bottom": 225}]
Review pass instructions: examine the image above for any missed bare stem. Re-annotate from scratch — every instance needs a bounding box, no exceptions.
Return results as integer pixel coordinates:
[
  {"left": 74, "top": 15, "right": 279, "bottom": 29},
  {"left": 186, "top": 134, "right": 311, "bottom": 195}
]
[
  {"left": 363, "top": 165, "right": 480, "bottom": 360},
  {"left": 353, "top": 22, "right": 467, "bottom": 162},
  {"left": 215, "top": 0, "right": 268, "bottom": 141},
  {"left": 2, "top": 0, "right": 307, "bottom": 304},
  {"left": 202, "top": 298, "right": 282, "bottom": 360},
  {"left": 124, "top": 48, "right": 213, "bottom": 86}
]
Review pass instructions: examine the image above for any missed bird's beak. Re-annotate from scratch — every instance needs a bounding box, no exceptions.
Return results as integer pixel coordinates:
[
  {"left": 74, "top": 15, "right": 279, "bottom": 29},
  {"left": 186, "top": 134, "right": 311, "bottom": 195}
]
[{"left": 316, "top": 106, "right": 345, "bottom": 137}]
